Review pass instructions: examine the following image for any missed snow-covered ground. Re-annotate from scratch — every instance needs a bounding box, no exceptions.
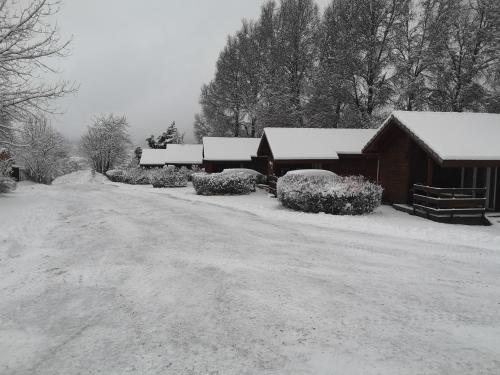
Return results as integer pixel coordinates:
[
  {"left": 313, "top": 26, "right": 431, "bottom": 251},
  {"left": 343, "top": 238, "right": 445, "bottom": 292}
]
[{"left": 1, "top": 171, "right": 499, "bottom": 374}]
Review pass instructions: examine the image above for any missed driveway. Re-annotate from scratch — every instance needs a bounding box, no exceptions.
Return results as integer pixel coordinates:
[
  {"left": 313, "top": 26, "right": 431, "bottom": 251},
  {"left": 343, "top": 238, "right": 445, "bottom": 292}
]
[{"left": 1, "top": 174, "right": 499, "bottom": 374}]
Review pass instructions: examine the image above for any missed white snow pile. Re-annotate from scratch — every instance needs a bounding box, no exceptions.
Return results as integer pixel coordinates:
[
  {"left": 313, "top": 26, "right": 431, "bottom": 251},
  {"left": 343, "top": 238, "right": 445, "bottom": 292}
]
[
  {"left": 140, "top": 145, "right": 203, "bottom": 166},
  {"left": 221, "top": 168, "right": 266, "bottom": 184},
  {"left": 192, "top": 172, "right": 256, "bottom": 195},
  {"left": 286, "top": 169, "right": 337, "bottom": 177},
  {"left": 263, "top": 128, "right": 377, "bottom": 160},
  {"left": 203, "top": 137, "right": 260, "bottom": 161},
  {"left": 277, "top": 171, "right": 383, "bottom": 215}
]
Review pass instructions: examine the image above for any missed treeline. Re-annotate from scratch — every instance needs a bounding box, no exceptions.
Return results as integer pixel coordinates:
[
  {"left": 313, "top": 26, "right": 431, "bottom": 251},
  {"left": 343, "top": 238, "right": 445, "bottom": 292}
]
[{"left": 194, "top": 0, "right": 500, "bottom": 140}]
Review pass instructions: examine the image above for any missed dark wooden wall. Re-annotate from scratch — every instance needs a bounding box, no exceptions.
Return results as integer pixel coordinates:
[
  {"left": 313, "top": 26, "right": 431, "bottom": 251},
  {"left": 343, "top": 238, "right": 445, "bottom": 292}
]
[
  {"left": 203, "top": 161, "right": 257, "bottom": 173},
  {"left": 376, "top": 126, "right": 413, "bottom": 203},
  {"left": 271, "top": 157, "right": 378, "bottom": 181}
]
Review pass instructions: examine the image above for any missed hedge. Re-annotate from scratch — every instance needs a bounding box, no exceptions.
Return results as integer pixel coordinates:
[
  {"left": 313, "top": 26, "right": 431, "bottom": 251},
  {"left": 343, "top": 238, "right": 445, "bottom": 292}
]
[
  {"left": 149, "top": 166, "right": 188, "bottom": 188},
  {"left": 192, "top": 172, "right": 256, "bottom": 195},
  {"left": 277, "top": 171, "right": 382, "bottom": 215}
]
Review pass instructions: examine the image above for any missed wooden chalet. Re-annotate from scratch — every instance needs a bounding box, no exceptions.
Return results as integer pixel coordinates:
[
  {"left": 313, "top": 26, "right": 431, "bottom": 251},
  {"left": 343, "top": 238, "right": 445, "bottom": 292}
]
[
  {"left": 254, "top": 128, "right": 378, "bottom": 180},
  {"left": 202, "top": 137, "right": 261, "bottom": 173},
  {"left": 363, "top": 111, "right": 500, "bottom": 220},
  {"left": 139, "top": 145, "right": 203, "bottom": 168}
]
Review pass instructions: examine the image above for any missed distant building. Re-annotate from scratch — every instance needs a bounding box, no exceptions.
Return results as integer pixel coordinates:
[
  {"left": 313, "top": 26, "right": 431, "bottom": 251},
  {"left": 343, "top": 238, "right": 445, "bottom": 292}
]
[
  {"left": 202, "top": 137, "right": 261, "bottom": 173},
  {"left": 139, "top": 144, "right": 203, "bottom": 168}
]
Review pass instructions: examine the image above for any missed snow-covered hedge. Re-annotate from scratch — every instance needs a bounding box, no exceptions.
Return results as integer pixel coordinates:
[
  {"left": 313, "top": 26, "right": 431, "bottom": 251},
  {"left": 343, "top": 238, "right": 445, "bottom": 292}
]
[
  {"left": 277, "top": 171, "right": 382, "bottom": 215},
  {"left": 0, "top": 177, "right": 16, "bottom": 193},
  {"left": 105, "top": 168, "right": 151, "bottom": 185},
  {"left": 105, "top": 169, "right": 125, "bottom": 182},
  {"left": 221, "top": 168, "right": 266, "bottom": 184},
  {"left": 192, "top": 172, "right": 256, "bottom": 195},
  {"left": 149, "top": 166, "right": 188, "bottom": 188}
]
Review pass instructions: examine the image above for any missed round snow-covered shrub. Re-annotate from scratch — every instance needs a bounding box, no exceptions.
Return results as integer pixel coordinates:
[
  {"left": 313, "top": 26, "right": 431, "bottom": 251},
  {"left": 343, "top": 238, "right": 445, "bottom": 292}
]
[
  {"left": 0, "top": 177, "right": 16, "bottom": 193},
  {"left": 123, "top": 168, "right": 150, "bottom": 185},
  {"left": 277, "top": 172, "right": 382, "bottom": 215},
  {"left": 105, "top": 168, "right": 151, "bottom": 185},
  {"left": 221, "top": 168, "right": 266, "bottom": 184},
  {"left": 192, "top": 172, "right": 256, "bottom": 195},
  {"left": 105, "top": 169, "right": 124, "bottom": 182},
  {"left": 149, "top": 166, "right": 188, "bottom": 188}
]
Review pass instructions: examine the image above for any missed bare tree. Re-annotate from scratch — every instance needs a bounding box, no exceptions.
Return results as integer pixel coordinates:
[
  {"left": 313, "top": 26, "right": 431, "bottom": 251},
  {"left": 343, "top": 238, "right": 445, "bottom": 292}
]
[
  {"left": 0, "top": 0, "right": 75, "bottom": 148},
  {"left": 429, "top": 0, "right": 500, "bottom": 111},
  {"left": 17, "top": 116, "right": 67, "bottom": 184},
  {"left": 81, "top": 114, "right": 131, "bottom": 174},
  {"left": 392, "top": 0, "right": 452, "bottom": 110}
]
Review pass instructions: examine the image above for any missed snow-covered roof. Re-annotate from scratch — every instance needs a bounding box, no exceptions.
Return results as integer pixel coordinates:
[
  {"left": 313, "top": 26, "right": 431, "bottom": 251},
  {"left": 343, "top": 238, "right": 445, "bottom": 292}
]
[
  {"left": 203, "top": 137, "right": 261, "bottom": 161},
  {"left": 140, "top": 145, "right": 203, "bottom": 166},
  {"left": 262, "top": 128, "right": 377, "bottom": 160},
  {"left": 364, "top": 111, "right": 500, "bottom": 161}
]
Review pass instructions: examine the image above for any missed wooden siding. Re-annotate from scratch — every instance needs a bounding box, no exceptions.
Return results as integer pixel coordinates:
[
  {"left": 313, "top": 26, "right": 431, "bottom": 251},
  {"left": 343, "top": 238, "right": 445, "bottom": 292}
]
[
  {"left": 203, "top": 160, "right": 257, "bottom": 174},
  {"left": 375, "top": 125, "right": 413, "bottom": 203}
]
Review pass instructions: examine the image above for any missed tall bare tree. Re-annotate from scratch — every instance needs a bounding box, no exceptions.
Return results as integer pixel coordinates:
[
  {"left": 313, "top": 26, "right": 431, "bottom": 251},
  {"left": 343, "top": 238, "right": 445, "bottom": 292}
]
[
  {"left": 0, "top": 0, "right": 75, "bottom": 147},
  {"left": 266, "top": 0, "right": 320, "bottom": 128},
  {"left": 429, "top": 0, "right": 500, "bottom": 111},
  {"left": 17, "top": 115, "right": 67, "bottom": 184},
  {"left": 392, "top": 0, "right": 452, "bottom": 110},
  {"left": 81, "top": 115, "right": 131, "bottom": 174}
]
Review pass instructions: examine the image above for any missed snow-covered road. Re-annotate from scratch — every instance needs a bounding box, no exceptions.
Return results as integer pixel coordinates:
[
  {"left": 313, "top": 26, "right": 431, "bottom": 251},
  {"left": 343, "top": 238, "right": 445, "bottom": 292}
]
[{"left": 1, "top": 172, "right": 499, "bottom": 374}]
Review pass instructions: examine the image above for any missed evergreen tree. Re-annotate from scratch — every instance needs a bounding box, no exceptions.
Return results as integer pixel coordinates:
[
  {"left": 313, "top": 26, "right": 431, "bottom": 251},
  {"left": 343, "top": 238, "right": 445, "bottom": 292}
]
[{"left": 146, "top": 122, "right": 184, "bottom": 149}]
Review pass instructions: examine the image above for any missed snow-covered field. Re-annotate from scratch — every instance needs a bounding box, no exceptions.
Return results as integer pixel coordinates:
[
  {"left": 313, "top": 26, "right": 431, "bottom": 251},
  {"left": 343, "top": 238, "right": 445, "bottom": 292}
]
[{"left": 1, "top": 171, "right": 499, "bottom": 374}]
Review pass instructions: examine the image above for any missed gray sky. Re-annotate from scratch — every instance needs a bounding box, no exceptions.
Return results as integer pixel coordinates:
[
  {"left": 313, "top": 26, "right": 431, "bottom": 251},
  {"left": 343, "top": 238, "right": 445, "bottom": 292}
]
[{"left": 52, "top": 0, "right": 330, "bottom": 144}]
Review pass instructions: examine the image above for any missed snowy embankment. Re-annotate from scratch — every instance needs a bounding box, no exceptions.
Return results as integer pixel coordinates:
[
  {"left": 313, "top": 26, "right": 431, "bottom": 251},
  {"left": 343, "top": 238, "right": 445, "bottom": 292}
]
[{"left": 112, "top": 179, "right": 500, "bottom": 252}]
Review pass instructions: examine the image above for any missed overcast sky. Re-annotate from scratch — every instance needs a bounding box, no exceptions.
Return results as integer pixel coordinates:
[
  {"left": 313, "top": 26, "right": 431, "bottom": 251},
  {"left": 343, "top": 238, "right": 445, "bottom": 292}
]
[{"left": 52, "top": 0, "right": 330, "bottom": 144}]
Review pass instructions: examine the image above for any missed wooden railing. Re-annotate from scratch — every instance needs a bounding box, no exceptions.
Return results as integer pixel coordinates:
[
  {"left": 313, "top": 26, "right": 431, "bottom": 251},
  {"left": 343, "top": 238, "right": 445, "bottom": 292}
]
[{"left": 412, "top": 184, "right": 487, "bottom": 219}]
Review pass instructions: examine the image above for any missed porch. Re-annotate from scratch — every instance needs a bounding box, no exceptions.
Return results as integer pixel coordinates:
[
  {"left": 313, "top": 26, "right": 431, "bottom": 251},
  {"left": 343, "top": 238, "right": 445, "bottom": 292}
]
[{"left": 395, "top": 185, "right": 490, "bottom": 225}]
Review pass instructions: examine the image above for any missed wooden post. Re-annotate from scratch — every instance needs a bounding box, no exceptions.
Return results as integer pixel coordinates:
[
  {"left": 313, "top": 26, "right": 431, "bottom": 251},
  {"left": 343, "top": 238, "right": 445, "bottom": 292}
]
[
  {"left": 426, "top": 157, "right": 433, "bottom": 186},
  {"left": 376, "top": 158, "right": 380, "bottom": 184}
]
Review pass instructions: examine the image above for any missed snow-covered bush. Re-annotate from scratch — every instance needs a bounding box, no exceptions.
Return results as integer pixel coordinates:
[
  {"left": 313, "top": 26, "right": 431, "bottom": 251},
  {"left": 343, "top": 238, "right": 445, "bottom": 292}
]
[
  {"left": 149, "top": 166, "right": 188, "bottom": 188},
  {"left": 105, "top": 169, "right": 125, "bottom": 182},
  {"left": 221, "top": 168, "right": 266, "bottom": 184},
  {"left": 277, "top": 172, "right": 382, "bottom": 215},
  {"left": 105, "top": 168, "right": 150, "bottom": 185},
  {"left": 192, "top": 172, "right": 256, "bottom": 195},
  {"left": 121, "top": 168, "right": 151, "bottom": 185},
  {"left": 0, "top": 177, "right": 16, "bottom": 193},
  {"left": 0, "top": 158, "right": 13, "bottom": 177},
  {"left": 0, "top": 157, "right": 16, "bottom": 193}
]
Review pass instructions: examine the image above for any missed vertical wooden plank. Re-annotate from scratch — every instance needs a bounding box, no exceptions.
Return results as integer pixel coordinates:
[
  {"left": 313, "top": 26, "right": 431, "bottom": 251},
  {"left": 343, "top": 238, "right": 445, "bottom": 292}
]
[{"left": 485, "top": 168, "right": 491, "bottom": 210}]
